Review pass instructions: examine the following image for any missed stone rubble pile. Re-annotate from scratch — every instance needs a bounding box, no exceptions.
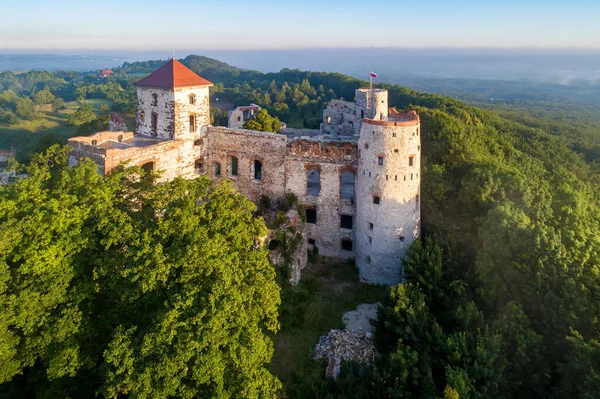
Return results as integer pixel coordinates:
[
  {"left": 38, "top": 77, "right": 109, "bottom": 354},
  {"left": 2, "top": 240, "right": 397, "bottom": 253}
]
[{"left": 313, "top": 329, "right": 376, "bottom": 363}]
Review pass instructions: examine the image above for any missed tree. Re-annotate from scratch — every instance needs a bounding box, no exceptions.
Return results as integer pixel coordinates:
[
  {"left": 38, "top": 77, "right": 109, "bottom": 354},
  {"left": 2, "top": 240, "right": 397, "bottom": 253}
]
[
  {"left": 34, "top": 86, "right": 55, "bottom": 105},
  {"left": 15, "top": 97, "right": 36, "bottom": 120},
  {"left": 243, "top": 109, "right": 282, "bottom": 133},
  {"left": 0, "top": 146, "right": 282, "bottom": 398},
  {"left": 67, "top": 103, "right": 96, "bottom": 126}
]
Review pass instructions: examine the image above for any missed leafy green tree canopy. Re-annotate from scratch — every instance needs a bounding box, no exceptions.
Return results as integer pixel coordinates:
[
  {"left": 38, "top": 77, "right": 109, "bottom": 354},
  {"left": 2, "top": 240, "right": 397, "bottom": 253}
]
[
  {"left": 0, "top": 146, "right": 282, "bottom": 398},
  {"left": 243, "top": 109, "right": 283, "bottom": 133}
]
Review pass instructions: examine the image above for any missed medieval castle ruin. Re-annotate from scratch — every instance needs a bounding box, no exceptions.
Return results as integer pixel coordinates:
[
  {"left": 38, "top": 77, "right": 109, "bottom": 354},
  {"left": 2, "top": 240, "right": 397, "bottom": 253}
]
[{"left": 68, "top": 59, "right": 421, "bottom": 285}]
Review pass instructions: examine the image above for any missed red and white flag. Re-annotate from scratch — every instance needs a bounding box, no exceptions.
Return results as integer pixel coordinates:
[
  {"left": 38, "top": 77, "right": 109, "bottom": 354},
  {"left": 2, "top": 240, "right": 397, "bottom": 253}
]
[{"left": 370, "top": 71, "right": 377, "bottom": 78}]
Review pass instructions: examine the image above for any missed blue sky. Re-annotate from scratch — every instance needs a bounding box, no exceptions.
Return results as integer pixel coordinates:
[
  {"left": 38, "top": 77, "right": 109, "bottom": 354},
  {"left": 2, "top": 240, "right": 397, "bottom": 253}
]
[{"left": 0, "top": 0, "right": 598, "bottom": 50}]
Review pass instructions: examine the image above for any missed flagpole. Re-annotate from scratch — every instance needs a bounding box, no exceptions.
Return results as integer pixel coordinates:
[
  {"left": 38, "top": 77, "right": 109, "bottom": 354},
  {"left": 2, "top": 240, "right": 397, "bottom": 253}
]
[{"left": 370, "top": 74, "right": 372, "bottom": 91}]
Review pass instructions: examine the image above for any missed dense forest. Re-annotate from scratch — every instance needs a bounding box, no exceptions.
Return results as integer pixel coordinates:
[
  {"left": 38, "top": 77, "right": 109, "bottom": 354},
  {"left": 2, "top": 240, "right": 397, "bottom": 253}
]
[{"left": 1, "top": 55, "right": 600, "bottom": 398}]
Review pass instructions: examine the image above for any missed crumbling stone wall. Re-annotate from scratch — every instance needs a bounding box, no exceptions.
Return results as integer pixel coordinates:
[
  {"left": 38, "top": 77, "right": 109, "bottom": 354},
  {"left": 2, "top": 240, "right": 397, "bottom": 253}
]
[
  {"left": 206, "top": 126, "right": 287, "bottom": 202},
  {"left": 286, "top": 139, "right": 358, "bottom": 258},
  {"left": 322, "top": 100, "right": 358, "bottom": 136}
]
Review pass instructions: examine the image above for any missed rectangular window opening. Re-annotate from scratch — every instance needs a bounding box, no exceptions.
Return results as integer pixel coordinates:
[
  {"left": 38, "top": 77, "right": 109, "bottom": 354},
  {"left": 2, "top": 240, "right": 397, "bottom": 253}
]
[
  {"left": 378, "top": 156, "right": 384, "bottom": 166},
  {"left": 340, "top": 215, "right": 353, "bottom": 230},
  {"left": 409, "top": 156, "right": 414, "bottom": 166},
  {"left": 307, "top": 169, "right": 321, "bottom": 196},
  {"left": 341, "top": 239, "right": 353, "bottom": 251},
  {"left": 254, "top": 160, "right": 262, "bottom": 180},
  {"left": 306, "top": 208, "right": 317, "bottom": 224},
  {"left": 373, "top": 195, "right": 380, "bottom": 204},
  {"left": 231, "top": 156, "right": 238, "bottom": 176}
]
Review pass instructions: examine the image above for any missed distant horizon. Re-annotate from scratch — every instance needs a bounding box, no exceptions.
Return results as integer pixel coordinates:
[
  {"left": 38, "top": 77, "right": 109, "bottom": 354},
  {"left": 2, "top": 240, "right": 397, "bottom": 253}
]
[{"left": 2, "top": 46, "right": 600, "bottom": 56}]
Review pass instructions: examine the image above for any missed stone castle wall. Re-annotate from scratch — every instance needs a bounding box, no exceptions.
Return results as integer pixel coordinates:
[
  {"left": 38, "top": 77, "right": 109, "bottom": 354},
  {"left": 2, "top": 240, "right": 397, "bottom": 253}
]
[
  {"left": 136, "top": 87, "right": 174, "bottom": 139},
  {"left": 206, "top": 126, "right": 288, "bottom": 202},
  {"left": 286, "top": 139, "right": 358, "bottom": 258},
  {"left": 71, "top": 78, "right": 421, "bottom": 285},
  {"left": 355, "top": 118, "right": 420, "bottom": 284}
]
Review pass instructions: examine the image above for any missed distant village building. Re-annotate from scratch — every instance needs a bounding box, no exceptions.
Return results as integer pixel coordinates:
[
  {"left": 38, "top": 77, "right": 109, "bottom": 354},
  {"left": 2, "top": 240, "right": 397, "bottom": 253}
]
[
  {"left": 97, "top": 69, "right": 114, "bottom": 78},
  {"left": 69, "top": 59, "right": 421, "bottom": 285}
]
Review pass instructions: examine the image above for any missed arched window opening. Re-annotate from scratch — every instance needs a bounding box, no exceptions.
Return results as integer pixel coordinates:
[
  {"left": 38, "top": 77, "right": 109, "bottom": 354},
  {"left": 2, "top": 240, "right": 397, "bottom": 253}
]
[
  {"left": 230, "top": 156, "right": 238, "bottom": 177},
  {"left": 151, "top": 112, "right": 158, "bottom": 134},
  {"left": 141, "top": 162, "right": 154, "bottom": 173},
  {"left": 307, "top": 169, "right": 320, "bottom": 196},
  {"left": 340, "top": 171, "right": 355, "bottom": 201},
  {"left": 189, "top": 114, "right": 196, "bottom": 133},
  {"left": 214, "top": 162, "right": 221, "bottom": 177},
  {"left": 140, "top": 110, "right": 145, "bottom": 122},
  {"left": 194, "top": 159, "right": 203, "bottom": 174},
  {"left": 194, "top": 139, "right": 203, "bottom": 146},
  {"left": 189, "top": 94, "right": 196, "bottom": 105},
  {"left": 254, "top": 160, "right": 262, "bottom": 180}
]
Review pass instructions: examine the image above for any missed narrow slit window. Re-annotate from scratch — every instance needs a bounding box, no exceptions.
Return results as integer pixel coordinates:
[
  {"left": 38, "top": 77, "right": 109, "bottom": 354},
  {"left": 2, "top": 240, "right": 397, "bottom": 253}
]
[
  {"left": 151, "top": 93, "right": 158, "bottom": 106},
  {"left": 214, "top": 162, "right": 221, "bottom": 177},
  {"left": 231, "top": 156, "right": 238, "bottom": 176},
  {"left": 194, "top": 159, "right": 203, "bottom": 174},
  {"left": 254, "top": 160, "right": 262, "bottom": 180},
  {"left": 151, "top": 112, "right": 158, "bottom": 133},
  {"left": 189, "top": 114, "right": 196, "bottom": 133}
]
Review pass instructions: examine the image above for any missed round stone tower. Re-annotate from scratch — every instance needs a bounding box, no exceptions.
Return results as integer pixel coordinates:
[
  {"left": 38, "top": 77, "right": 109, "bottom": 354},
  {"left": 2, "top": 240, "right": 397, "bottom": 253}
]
[
  {"left": 355, "top": 101, "right": 421, "bottom": 285},
  {"left": 354, "top": 88, "right": 388, "bottom": 135}
]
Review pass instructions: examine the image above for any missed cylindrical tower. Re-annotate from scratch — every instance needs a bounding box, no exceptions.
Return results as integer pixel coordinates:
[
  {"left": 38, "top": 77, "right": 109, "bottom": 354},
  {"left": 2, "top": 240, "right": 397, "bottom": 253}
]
[
  {"left": 355, "top": 109, "right": 421, "bottom": 284},
  {"left": 354, "top": 88, "right": 388, "bottom": 135}
]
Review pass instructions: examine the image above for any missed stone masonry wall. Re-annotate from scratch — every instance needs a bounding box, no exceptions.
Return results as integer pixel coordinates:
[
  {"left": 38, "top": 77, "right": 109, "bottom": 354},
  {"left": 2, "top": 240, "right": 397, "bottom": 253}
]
[
  {"left": 355, "top": 119, "right": 420, "bottom": 284},
  {"left": 206, "top": 126, "right": 288, "bottom": 202},
  {"left": 286, "top": 139, "right": 358, "bottom": 258},
  {"left": 322, "top": 100, "right": 358, "bottom": 136},
  {"left": 136, "top": 87, "right": 174, "bottom": 139}
]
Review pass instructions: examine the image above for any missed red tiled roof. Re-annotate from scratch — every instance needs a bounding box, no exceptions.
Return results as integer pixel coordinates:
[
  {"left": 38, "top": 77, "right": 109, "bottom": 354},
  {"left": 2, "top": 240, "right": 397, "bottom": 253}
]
[
  {"left": 133, "top": 59, "right": 213, "bottom": 88},
  {"left": 101, "top": 69, "right": 114, "bottom": 76}
]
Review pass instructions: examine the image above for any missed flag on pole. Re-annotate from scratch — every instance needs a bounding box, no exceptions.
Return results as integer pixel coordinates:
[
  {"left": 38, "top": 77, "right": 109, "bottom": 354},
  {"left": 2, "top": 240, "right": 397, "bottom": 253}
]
[{"left": 370, "top": 71, "right": 377, "bottom": 78}]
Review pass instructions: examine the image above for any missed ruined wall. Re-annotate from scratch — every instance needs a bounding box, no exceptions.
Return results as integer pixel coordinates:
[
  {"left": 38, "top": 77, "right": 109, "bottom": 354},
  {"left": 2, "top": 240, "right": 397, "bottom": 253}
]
[
  {"left": 355, "top": 118, "right": 420, "bottom": 284},
  {"left": 322, "top": 100, "right": 358, "bottom": 137},
  {"left": 286, "top": 139, "right": 358, "bottom": 258},
  {"left": 280, "top": 128, "right": 321, "bottom": 138},
  {"left": 136, "top": 87, "right": 174, "bottom": 139},
  {"left": 355, "top": 89, "right": 389, "bottom": 135},
  {"left": 207, "top": 126, "right": 288, "bottom": 202}
]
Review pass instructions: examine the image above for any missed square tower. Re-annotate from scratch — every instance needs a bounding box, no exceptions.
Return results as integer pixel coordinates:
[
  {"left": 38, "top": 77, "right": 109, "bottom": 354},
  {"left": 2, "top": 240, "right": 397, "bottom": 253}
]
[{"left": 134, "top": 59, "right": 213, "bottom": 140}]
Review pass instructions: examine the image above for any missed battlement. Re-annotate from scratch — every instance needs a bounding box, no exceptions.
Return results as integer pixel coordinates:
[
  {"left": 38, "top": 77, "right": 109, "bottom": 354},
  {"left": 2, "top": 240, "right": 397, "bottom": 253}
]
[{"left": 363, "top": 109, "right": 419, "bottom": 127}]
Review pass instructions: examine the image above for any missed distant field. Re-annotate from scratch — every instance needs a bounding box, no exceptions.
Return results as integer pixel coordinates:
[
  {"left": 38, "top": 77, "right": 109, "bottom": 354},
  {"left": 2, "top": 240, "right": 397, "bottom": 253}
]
[{"left": 0, "top": 98, "right": 115, "bottom": 161}]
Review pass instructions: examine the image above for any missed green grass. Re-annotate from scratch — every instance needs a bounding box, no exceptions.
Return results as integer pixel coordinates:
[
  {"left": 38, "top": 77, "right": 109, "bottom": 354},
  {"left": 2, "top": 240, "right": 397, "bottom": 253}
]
[
  {"left": 270, "top": 257, "right": 388, "bottom": 398},
  {"left": 0, "top": 99, "right": 115, "bottom": 161}
]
